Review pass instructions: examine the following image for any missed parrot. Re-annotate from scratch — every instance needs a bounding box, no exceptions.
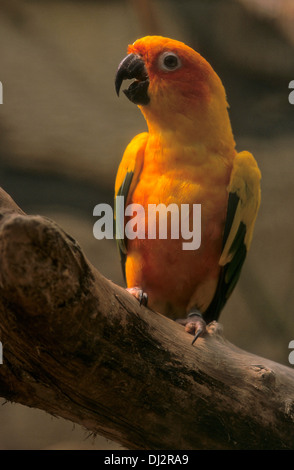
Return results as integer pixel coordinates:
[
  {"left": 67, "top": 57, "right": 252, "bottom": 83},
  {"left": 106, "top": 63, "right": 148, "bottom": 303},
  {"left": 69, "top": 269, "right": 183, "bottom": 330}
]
[{"left": 114, "top": 36, "right": 261, "bottom": 343}]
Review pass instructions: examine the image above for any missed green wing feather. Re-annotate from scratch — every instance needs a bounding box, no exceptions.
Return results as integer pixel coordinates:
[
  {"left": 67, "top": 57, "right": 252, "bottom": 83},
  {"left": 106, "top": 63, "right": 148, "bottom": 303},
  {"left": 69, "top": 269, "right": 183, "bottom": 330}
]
[
  {"left": 114, "top": 171, "right": 134, "bottom": 281},
  {"left": 204, "top": 193, "right": 247, "bottom": 322},
  {"left": 114, "top": 132, "right": 148, "bottom": 283},
  {"left": 204, "top": 151, "right": 261, "bottom": 323}
]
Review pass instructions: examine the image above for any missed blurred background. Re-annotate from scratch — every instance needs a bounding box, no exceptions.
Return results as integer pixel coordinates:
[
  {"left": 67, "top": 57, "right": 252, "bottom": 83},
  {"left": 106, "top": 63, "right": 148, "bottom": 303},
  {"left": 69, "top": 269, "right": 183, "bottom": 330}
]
[{"left": 0, "top": 0, "right": 294, "bottom": 450}]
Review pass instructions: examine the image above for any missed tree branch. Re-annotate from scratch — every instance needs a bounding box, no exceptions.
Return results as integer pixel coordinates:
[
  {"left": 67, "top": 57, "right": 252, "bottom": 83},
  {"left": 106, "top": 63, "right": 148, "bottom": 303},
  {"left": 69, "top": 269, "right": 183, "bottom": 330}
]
[{"left": 0, "top": 186, "right": 294, "bottom": 450}]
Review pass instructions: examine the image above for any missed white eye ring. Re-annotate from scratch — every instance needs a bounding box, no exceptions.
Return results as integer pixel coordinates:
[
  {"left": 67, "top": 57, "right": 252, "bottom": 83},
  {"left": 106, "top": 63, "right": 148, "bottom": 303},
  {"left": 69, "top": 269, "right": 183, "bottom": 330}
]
[{"left": 158, "top": 51, "right": 181, "bottom": 71}]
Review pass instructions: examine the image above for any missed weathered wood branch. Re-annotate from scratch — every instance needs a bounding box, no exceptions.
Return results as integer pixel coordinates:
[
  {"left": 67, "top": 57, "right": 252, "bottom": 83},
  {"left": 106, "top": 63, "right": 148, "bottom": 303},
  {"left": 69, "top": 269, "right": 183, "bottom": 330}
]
[{"left": 0, "top": 186, "right": 294, "bottom": 450}]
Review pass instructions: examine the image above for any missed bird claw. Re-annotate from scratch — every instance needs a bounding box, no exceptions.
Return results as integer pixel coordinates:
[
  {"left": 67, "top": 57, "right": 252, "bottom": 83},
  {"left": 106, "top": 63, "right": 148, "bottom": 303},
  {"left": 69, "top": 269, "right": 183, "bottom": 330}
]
[
  {"left": 126, "top": 287, "right": 148, "bottom": 306},
  {"left": 176, "top": 310, "right": 207, "bottom": 345}
]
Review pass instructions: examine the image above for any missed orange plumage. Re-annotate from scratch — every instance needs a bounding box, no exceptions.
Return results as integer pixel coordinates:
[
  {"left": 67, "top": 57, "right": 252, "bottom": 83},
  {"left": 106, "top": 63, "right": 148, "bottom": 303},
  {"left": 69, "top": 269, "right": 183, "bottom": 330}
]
[{"left": 115, "top": 36, "right": 261, "bottom": 337}]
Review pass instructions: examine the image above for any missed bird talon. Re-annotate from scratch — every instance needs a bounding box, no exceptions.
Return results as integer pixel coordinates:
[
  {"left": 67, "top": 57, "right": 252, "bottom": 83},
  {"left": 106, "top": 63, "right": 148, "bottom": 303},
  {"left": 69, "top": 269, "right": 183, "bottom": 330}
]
[
  {"left": 126, "top": 287, "right": 148, "bottom": 307},
  {"left": 176, "top": 310, "right": 207, "bottom": 344},
  {"left": 191, "top": 327, "right": 205, "bottom": 345}
]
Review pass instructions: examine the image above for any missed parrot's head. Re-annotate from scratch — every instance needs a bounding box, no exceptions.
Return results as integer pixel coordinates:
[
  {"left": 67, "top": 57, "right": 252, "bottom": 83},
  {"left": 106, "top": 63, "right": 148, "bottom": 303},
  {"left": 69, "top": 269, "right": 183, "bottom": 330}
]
[{"left": 115, "top": 36, "right": 232, "bottom": 139}]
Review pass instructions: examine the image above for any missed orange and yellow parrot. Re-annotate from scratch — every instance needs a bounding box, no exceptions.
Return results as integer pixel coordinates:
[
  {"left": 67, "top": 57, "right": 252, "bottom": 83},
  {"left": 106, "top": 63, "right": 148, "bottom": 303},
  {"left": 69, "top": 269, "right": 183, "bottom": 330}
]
[{"left": 114, "top": 36, "right": 261, "bottom": 343}]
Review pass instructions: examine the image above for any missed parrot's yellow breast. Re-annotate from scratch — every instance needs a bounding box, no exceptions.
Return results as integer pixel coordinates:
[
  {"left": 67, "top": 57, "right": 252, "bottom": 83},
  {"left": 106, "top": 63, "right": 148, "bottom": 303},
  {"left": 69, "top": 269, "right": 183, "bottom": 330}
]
[{"left": 125, "top": 139, "right": 234, "bottom": 317}]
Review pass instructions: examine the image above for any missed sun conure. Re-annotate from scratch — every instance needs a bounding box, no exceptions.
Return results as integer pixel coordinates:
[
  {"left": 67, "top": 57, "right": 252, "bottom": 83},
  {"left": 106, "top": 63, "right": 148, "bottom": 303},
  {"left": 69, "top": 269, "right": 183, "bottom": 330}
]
[{"left": 114, "top": 36, "right": 261, "bottom": 343}]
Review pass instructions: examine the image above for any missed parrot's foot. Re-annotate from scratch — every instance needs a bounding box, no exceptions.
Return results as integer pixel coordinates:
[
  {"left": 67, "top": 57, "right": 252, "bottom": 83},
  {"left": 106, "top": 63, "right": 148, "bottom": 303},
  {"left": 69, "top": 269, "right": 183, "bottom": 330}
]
[
  {"left": 176, "top": 310, "right": 207, "bottom": 345},
  {"left": 126, "top": 287, "right": 148, "bottom": 306}
]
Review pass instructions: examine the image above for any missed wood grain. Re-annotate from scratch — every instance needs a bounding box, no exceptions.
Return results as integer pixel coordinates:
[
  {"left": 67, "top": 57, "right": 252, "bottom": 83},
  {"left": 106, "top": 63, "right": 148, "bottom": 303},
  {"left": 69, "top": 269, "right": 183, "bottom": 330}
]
[{"left": 0, "top": 186, "right": 294, "bottom": 450}]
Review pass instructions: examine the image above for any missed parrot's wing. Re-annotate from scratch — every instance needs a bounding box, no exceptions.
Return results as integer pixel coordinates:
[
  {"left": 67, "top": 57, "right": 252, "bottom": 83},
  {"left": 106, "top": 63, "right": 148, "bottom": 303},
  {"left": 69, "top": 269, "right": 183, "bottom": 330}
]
[
  {"left": 114, "top": 132, "right": 148, "bottom": 281},
  {"left": 204, "top": 151, "right": 261, "bottom": 323}
]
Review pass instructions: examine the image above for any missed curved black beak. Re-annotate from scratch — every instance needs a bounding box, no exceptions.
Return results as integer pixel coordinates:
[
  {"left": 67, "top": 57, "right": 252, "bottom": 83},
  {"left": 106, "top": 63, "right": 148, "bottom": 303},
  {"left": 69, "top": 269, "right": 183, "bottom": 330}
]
[{"left": 115, "top": 53, "right": 150, "bottom": 105}]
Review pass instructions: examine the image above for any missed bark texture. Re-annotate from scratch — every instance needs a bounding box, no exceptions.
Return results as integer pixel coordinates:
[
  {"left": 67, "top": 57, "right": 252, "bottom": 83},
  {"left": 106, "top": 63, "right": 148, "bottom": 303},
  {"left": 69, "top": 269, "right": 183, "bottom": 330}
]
[{"left": 0, "top": 186, "right": 294, "bottom": 450}]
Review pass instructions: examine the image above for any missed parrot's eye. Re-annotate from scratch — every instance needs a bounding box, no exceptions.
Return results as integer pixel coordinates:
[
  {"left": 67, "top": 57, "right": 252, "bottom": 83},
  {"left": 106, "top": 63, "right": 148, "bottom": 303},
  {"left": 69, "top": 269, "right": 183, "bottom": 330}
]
[{"left": 158, "top": 52, "right": 181, "bottom": 71}]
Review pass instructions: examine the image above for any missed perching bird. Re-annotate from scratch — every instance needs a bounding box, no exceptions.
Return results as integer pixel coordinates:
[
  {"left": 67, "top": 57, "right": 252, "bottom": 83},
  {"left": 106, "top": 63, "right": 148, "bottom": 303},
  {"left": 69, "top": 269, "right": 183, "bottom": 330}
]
[{"left": 114, "top": 36, "right": 261, "bottom": 343}]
